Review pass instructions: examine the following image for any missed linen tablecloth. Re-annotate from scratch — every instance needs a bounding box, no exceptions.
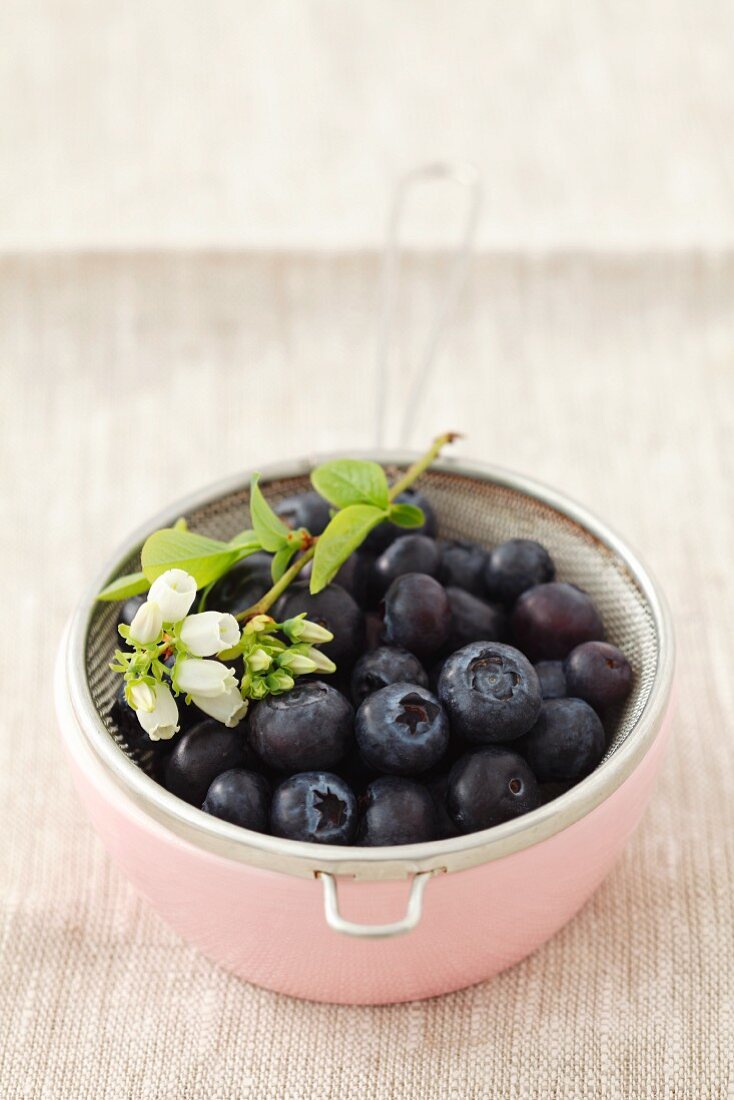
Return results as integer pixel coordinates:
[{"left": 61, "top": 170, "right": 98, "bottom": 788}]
[{"left": 1, "top": 252, "right": 732, "bottom": 1098}]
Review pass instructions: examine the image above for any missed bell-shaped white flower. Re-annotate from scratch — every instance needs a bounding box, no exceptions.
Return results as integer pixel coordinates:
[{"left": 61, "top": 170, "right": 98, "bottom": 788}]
[
  {"left": 191, "top": 682, "right": 248, "bottom": 728},
  {"left": 128, "top": 600, "right": 163, "bottom": 645},
  {"left": 148, "top": 569, "right": 197, "bottom": 623},
  {"left": 129, "top": 681, "right": 179, "bottom": 741},
  {"left": 176, "top": 657, "right": 238, "bottom": 698},
  {"left": 179, "top": 611, "right": 240, "bottom": 657}
]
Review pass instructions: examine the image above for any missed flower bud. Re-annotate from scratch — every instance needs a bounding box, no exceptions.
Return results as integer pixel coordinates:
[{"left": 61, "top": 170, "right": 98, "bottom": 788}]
[
  {"left": 148, "top": 569, "right": 197, "bottom": 623},
  {"left": 190, "top": 682, "right": 248, "bottom": 728},
  {"left": 266, "top": 669, "right": 295, "bottom": 694},
  {"left": 176, "top": 658, "right": 238, "bottom": 698},
  {"left": 244, "top": 614, "right": 276, "bottom": 636},
  {"left": 278, "top": 650, "right": 318, "bottom": 675},
  {"left": 179, "top": 611, "right": 240, "bottom": 657},
  {"left": 128, "top": 600, "right": 163, "bottom": 645},
  {"left": 304, "top": 647, "right": 337, "bottom": 673},
  {"left": 281, "top": 615, "right": 334, "bottom": 644},
  {"left": 247, "top": 648, "right": 272, "bottom": 673},
  {"left": 129, "top": 681, "right": 179, "bottom": 741}
]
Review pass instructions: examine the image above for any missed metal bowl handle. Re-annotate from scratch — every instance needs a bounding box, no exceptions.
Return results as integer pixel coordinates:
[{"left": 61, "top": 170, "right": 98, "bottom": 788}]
[{"left": 316, "top": 870, "right": 434, "bottom": 939}]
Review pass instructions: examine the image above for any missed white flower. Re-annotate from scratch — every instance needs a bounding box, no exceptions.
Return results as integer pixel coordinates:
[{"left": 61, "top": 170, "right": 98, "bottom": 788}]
[
  {"left": 128, "top": 600, "right": 163, "bottom": 645},
  {"left": 129, "top": 681, "right": 179, "bottom": 741},
  {"left": 304, "top": 647, "right": 336, "bottom": 673},
  {"left": 191, "top": 682, "right": 248, "bottom": 728},
  {"left": 176, "top": 657, "right": 238, "bottom": 697},
  {"left": 179, "top": 611, "right": 240, "bottom": 657},
  {"left": 148, "top": 569, "right": 197, "bottom": 623},
  {"left": 247, "top": 647, "right": 272, "bottom": 672}
]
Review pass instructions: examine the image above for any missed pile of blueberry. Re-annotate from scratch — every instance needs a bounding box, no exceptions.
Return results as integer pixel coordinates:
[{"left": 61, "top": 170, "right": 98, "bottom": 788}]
[{"left": 110, "top": 488, "right": 633, "bottom": 847}]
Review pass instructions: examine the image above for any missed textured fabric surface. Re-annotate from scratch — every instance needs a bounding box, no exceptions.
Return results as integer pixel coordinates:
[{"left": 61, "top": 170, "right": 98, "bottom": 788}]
[
  {"left": 2, "top": 0, "right": 734, "bottom": 251},
  {"left": 1, "top": 253, "right": 732, "bottom": 1098}
]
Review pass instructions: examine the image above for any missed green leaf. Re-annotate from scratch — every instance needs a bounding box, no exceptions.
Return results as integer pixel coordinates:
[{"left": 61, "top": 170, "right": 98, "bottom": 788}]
[
  {"left": 250, "top": 475, "right": 290, "bottom": 552},
  {"left": 141, "top": 528, "right": 240, "bottom": 587},
  {"left": 310, "top": 504, "right": 387, "bottom": 594},
  {"left": 271, "top": 544, "right": 297, "bottom": 583},
  {"left": 387, "top": 502, "right": 425, "bottom": 528},
  {"left": 97, "top": 571, "right": 149, "bottom": 602},
  {"left": 173, "top": 516, "right": 189, "bottom": 532},
  {"left": 228, "top": 528, "right": 258, "bottom": 549},
  {"left": 311, "top": 459, "right": 389, "bottom": 510}
]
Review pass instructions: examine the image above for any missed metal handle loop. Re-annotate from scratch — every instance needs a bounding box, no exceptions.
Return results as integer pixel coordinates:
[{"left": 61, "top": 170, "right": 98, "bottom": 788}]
[
  {"left": 317, "top": 870, "right": 434, "bottom": 939},
  {"left": 373, "top": 161, "right": 483, "bottom": 448}
]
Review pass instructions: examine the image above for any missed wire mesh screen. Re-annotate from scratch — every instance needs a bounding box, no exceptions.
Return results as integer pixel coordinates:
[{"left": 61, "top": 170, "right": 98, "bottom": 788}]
[{"left": 85, "top": 467, "right": 659, "bottom": 777}]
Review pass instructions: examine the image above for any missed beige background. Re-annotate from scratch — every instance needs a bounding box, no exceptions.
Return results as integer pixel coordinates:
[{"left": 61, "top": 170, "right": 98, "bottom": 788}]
[{"left": 2, "top": 4, "right": 734, "bottom": 1098}]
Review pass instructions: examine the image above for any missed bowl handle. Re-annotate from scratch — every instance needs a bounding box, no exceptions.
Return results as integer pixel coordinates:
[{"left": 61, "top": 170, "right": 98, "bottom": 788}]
[{"left": 316, "top": 870, "right": 434, "bottom": 939}]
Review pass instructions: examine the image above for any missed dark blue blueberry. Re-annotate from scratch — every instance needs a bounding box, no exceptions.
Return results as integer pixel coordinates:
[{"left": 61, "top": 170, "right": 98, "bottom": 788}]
[
  {"left": 202, "top": 769, "right": 270, "bottom": 831},
  {"left": 369, "top": 535, "right": 440, "bottom": 601},
  {"left": 350, "top": 645, "right": 428, "bottom": 706},
  {"left": 517, "top": 698, "right": 606, "bottom": 782},
  {"left": 381, "top": 573, "right": 451, "bottom": 659},
  {"left": 206, "top": 555, "right": 272, "bottom": 616},
  {"left": 355, "top": 682, "right": 449, "bottom": 776},
  {"left": 564, "top": 641, "right": 633, "bottom": 712},
  {"left": 270, "top": 772, "right": 357, "bottom": 844},
  {"left": 356, "top": 777, "right": 437, "bottom": 846},
  {"left": 484, "top": 538, "right": 555, "bottom": 605},
  {"left": 534, "top": 660, "right": 567, "bottom": 700},
  {"left": 275, "top": 491, "right": 332, "bottom": 535},
  {"left": 364, "top": 611, "right": 384, "bottom": 651},
  {"left": 163, "top": 721, "right": 249, "bottom": 806},
  {"left": 438, "top": 641, "right": 542, "bottom": 743},
  {"left": 250, "top": 682, "right": 353, "bottom": 772},
  {"left": 275, "top": 582, "right": 365, "bottom": 670},
  {"left": 447, "top": 747, "right": 540, "bottom": 833},
  {"left": 438, "top": 539, "right": 488, "bottom": 596},
  {"left": 444, "top": 587, "right": 507, "bottom": 652},
  {"left": 363, "top": 488, "right": 437, "bottom": 553},
  {"left": 425, "top": 775, "right": 460, "bottom": 839},
  {"left": 512, "top": 582, "right": 605, "bottom": 661}
]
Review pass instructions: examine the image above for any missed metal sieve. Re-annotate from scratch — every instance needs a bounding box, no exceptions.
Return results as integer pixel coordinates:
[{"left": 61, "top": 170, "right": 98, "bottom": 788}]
[{"left": 65, "top": 451, "right": 674, "bottom": 908}]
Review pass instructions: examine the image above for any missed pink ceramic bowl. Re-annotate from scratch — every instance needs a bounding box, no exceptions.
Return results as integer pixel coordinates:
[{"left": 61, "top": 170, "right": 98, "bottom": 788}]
[{"left": 55, "top": 454, "right": 675, "bottom": 1004}]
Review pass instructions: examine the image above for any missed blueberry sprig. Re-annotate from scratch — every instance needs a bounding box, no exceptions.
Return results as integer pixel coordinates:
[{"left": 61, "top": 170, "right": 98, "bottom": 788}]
[{"left": 98, "top": 432, "right": 459, "bottom": 733}]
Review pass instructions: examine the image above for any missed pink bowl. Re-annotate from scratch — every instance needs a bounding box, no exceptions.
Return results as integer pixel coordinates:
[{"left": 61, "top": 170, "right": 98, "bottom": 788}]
[{"left": 56, "top": 455, "right": 675, "bottom": 1004}]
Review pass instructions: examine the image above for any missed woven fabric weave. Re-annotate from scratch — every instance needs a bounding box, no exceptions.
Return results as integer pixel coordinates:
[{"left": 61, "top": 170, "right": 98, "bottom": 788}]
[{"left": 1, "top": 254, "right": 731, "bottom": 1099}]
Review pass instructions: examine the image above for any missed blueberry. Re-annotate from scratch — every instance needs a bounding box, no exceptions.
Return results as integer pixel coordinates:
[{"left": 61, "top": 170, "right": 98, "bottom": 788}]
[
  {"left": 206, "top": 556, "right": 272, "bottom": 616},
  {"left": 364, "top": 611, "right": 384, "bottom": 651},
  {"left": 270, "top": 772, "right": 357, "bottom": 844},
  {"left": 202, "top": 769, "right": 270, "bottom": 831},
  {"left": 355, "top": 682, "right": 449, "bottom": 776},
  {"left": 438, "top": 641, "right": 542, "bottom": 743},
  {"left": 564, "top": 641, "right": 633, "bottom": 712},
  {"left": 363, "top": 488, "right": 437, "bottom": 553},
  {"left": 350, "top": 645, "right": 429, "bottom": 706},
  {"left": 447, "top": 747, "right": 540, "bottom": 833},
  {"left": 444, "top": 587, "right": 507, "bottom": 652},
  {"left": 274, "top": 491, "right": 332, "bottom": 535},
  {"left": 534, "top": 660, "right": 567, "bottom": 700},
  {"left": 381, "top": 573, "right": 451, "bottom": 659},
  {"left": 438, "top": 539, "right": 488, "bottom": 596},
  {"left": 356, "top": 777, "right": 437, "bottom": 846},
  {"left": 425, "top": 775, "right": 460, "bottom": 839},
  {"left": 275, "top": 582, "right": 365, "bottom": 670},
  {"left": 163, "top": 721, "right": 249, "bottom": 806},
  {"left": 250, "top": 682, "right": 353, "bottom": 772},
  {"left": 369, "top": 534, "right": 440, "bottom": 601},
  {"left": 512, "top": 582, "right": 605, "bottom": 661},
  {"left": 517, "top": 698, "right": 606, "bottom": 782},
  {"left": 485, "top": 539, "right": 555, "bottom": 605}
]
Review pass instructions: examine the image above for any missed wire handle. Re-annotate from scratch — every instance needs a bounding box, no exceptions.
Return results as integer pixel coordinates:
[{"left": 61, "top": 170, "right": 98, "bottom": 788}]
[
  {"left": 317, "top": 870, "right": 435, "bottom": 939},
  {"left": 373, "top": 162, "right": 483, "bottom": 448}
]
